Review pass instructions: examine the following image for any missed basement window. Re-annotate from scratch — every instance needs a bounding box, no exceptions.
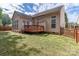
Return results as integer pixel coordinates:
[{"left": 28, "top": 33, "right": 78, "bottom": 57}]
[{"left": 51, "top": 16, "right": 56, "bottom": 28}]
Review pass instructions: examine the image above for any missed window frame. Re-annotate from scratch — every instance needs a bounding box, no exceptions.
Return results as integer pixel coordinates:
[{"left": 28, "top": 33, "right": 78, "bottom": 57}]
[{"left": 51, "top": 16, "right": 56, "bottom": 28}]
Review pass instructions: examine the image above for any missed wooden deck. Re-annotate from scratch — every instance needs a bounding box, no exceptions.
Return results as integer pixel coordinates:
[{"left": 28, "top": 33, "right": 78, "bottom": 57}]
[{"left": 22, "top": 25, "right": 44, "bottom": 32}]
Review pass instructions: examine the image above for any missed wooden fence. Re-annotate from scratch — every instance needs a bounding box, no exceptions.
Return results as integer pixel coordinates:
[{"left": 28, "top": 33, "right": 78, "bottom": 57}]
[
  {"left": 75, "top": 27, "right": 79, "bottom": 43},
  {"left": 64, "top": 28, "right": 75, "bottom": 39},
  {"left": 0, "top": 25, "right": 12, "bottom": 31},
  {"left": 64, "top": 27, "right": 79, "bottom": 43}
]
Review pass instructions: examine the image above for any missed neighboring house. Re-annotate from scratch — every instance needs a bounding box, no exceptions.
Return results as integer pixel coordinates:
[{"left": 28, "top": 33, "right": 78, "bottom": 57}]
[{"left": 12, "top": 5, "right": 65, "bottom": 34}]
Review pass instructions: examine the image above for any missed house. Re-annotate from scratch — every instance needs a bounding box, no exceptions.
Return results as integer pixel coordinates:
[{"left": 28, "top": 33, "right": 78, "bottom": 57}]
[{"left": 12, "top": 5, "right": 65, "bottom": 34}]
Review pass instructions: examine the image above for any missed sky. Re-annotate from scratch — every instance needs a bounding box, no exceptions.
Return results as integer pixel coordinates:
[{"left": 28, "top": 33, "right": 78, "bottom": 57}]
[{"left": 0, "top": 3, "right": 79, "bottom": 23}]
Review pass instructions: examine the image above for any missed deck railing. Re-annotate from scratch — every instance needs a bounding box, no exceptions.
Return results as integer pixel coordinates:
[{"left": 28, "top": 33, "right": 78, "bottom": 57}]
[{"left": 22, "top": 25, "right": 44, "bottom": 32}]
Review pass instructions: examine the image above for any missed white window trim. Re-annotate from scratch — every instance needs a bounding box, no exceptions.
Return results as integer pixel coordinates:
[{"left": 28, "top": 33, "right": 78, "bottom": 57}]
[{"left": 51, "top": 16, "right": 56, "bottom": 28}]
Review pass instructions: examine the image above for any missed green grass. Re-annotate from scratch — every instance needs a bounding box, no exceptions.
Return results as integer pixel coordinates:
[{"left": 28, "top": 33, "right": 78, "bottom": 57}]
[{"left": 0, "top": 31, "right": 79, "bottom": 56}]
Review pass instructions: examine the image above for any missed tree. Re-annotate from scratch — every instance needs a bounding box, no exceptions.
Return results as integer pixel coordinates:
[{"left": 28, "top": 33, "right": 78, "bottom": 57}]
[
  {"left": 2, "top": 14, "right": 11, "bottom": 26},
  {"left": 0, "top": 8, "right": 3, "bottom": 24},
  {"left": 0, "top": 8, "right": 3, "bottom": 19},
  {"left": 65, "top": 13, "right": 68, "bottom": 28}
]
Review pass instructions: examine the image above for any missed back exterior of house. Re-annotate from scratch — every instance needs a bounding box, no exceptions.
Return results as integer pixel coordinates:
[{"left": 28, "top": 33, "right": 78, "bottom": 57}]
[{"left": 12, "top": 5, "right": 65, "bottom": 34}]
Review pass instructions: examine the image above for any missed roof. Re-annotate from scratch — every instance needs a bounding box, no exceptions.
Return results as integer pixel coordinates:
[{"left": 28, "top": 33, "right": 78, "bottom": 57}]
[
  {"left": 14, "top": 11, "right": 31, "bottom": 17},
  {"left": 32, "top": 5, "right": 64, "bottom": 17},
  {"left": 12, "top": 5, "right": 64, "bottom": 19},
  {"left": 12, "top": 11, "right": 32, "bottom": 19}
]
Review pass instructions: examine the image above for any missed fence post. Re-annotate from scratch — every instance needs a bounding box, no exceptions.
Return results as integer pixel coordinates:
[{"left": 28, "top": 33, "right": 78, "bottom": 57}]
[{"left": 75, "top": 26, "right": 78, "bottom": 43}]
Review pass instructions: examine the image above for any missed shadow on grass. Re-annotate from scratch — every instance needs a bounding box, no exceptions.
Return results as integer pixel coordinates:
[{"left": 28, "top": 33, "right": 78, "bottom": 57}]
[
  {"left": 23, "top": 32, "right": 51, "bottom": 36},
  {"left": 25, "top": 47, "right": 41, "bottom": 56},
  {"left": 0, "top": 31, "right": 9, "bottom": 36},
  {"left": 0, "top": 31, "right": 41, "bottom": 56}
]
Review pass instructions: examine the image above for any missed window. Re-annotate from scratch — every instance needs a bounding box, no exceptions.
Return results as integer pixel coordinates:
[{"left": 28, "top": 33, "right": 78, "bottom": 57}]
[
  {"left": 12, "top": 20, "right": 18, "bottom": 29},
  {"left": 51, "top": 16, "right": 56, "bottom": 28}
]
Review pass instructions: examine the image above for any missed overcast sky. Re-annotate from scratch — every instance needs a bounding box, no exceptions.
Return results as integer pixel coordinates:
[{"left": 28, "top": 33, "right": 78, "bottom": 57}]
[{"left": 0, "top": 3, "right": 79, "bottom": 23}]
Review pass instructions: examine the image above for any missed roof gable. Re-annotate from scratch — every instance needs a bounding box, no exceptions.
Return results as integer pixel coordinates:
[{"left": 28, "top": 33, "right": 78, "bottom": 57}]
[
  {"left": 12, "top": 5, "right": 64, "bottom": 19},
  {"left": 32, "top": 5, "right": 64, "bottom": 17}
]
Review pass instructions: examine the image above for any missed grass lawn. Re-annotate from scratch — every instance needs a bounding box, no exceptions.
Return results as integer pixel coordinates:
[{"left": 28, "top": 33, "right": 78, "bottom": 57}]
[{"left": 0, "top": 31, "right": 79, "bottom": 56}]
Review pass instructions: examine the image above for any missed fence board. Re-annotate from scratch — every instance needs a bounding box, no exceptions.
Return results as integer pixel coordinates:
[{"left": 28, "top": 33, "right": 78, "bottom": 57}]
[
  {"left": 64, "top": 28, "right": 75, "bottom": 39},
  {"left": 0, "top": 25, "right": 12, "bottom": 31},
  {"left": 64, "top": 27, "right": 79, "bottom": 43}
]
